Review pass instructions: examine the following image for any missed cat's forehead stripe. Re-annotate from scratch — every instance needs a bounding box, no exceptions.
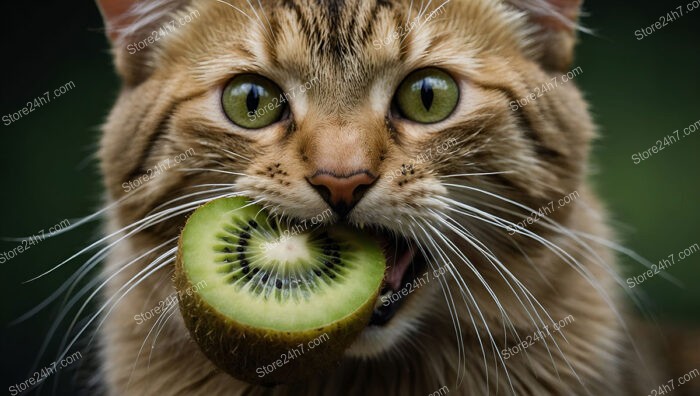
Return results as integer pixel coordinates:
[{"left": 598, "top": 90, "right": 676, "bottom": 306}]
[
  {"left": 183, "top": 0, "right": 525, "bottom": 114},
  {"left": 281, "top": 0, "right": 393, "bottom": 60}
]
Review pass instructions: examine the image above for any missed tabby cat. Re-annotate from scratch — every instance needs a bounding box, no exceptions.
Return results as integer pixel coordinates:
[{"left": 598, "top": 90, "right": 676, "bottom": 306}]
[{"left": 93, "top": 0, "right": 694, "bottom": 394}]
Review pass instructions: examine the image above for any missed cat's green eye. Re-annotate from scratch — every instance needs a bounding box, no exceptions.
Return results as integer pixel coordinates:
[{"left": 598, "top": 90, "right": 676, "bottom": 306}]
[
  {"left": 394, "top": 68, "right": 459, "bottom": 124},
  {"left": 222, "top": 74, "right": 286, "bottom": 129}
]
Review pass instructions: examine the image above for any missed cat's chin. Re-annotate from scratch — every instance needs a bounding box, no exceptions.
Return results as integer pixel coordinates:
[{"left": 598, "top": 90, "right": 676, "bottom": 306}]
[
  {"left": 345, "top": 237, "right": 435, "bottom": 359},
  {"left": 343, "top": 274, "right": 439, "bottom": 360},
  {"left": 298, "top": 223, "right": 439, "bottom": 359}
]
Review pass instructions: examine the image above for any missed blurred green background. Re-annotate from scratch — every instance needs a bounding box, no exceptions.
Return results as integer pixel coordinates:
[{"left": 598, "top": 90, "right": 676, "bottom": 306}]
[{"left": 1, "top": 1, "right": 698, "bottom": 394}]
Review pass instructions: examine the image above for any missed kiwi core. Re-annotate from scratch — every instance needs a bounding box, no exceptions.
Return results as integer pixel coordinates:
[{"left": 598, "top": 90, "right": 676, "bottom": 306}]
[{"left": 178, "top": 197, "right": 386, "bottom": 332}]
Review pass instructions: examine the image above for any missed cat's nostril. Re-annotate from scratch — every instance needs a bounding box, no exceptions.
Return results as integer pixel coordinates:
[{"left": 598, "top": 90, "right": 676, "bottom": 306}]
[{"left": 306, "top": 171, "right": 377, "bottom": 217}]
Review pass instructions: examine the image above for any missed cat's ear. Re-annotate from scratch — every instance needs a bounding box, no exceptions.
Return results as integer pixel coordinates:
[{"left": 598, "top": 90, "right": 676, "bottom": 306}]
[
  {"left": 96, "top": 0, "right": 137, "bottom": 42},
  {"left": 505, "top": 0, "right": 584, "bottom": 71},
  {"left": 96, "top": 0, "right": 185, "bottom": 84}
]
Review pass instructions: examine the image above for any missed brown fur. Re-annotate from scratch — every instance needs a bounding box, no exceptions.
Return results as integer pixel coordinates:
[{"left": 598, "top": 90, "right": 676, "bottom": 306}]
[{"left": 94, "top": 0, "right": 696, "bottom": 394}]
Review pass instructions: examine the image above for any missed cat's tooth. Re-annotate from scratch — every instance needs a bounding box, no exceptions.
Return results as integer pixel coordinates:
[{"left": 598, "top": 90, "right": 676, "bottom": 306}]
[{"left": 359, "top": 222, "right": 365, "bottom": 230}]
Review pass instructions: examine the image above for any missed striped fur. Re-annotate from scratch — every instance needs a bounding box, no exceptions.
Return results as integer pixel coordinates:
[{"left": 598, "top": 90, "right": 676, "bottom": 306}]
[{"left": 94, "top": 1, "right": 686, "bottom": 395}]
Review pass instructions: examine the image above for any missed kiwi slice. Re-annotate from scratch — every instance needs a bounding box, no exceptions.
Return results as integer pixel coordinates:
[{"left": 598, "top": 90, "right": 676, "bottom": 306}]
[{"left": 174, "top": 197, "right": 385, "bottom": 385}]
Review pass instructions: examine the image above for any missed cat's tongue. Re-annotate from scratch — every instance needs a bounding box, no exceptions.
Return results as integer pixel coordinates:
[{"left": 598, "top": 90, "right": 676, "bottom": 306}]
[{"left": 373, "top": 233, "right": 417, "bottom": 291}]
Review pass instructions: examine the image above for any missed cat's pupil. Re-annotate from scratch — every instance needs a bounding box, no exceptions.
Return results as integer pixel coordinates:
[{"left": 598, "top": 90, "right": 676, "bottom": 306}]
[
  {"left": 246, "top": 85, "right": 261, "bottom": 112},
  {"left": 420, "top": 79, "right": 434, "bottom": 111}
]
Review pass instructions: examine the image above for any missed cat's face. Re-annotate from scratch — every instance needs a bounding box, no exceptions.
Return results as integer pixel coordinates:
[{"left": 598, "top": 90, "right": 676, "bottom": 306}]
[{"left": 100, "top": 0, "right": 591, "bottom": 360}]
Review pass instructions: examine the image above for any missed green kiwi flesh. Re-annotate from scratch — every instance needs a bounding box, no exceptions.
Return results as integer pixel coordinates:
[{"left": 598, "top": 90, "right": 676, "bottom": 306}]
[{"left": 174, "top": 197, "right": 385, "bottom": 385}]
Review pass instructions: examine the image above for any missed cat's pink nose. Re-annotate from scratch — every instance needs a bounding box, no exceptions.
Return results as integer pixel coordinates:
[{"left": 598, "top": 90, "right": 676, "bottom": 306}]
[{"left": 307, "top": 171, "right": 377, "bottom": 217}]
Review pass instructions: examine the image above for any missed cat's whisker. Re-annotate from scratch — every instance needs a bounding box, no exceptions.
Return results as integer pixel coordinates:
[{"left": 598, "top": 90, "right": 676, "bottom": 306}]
[
  {"left": 255, "top": 0, "right": 274, "bottom": 36},
  {"left": 440, "top": 189, "right": 615, "bottom": 283},
  {"left": 440, "top": 197, "right": 617, "bottom": 316},
  {"left": 21, "top": 191, "right": 243, "bottom": 284},
  {"left": 416, "top": 0, "right": 434, "bottom": 22},
  {"left": 178, "top": 167, "right": 251, "bottom": 178},
  {"left": 425, "top": 218, "right": 521, "bottom": 337},
  {"left": 2, "top": 190, "right": 134, "bottom": 242},
  {"left": 415, "top": 0, "right": 427, "bottom": 20},
  {"left": 148, "top": 302, "right": 180, "bottom": 363},
  {"left": 510, "top": 236, "right": 557, "bottom": 293},
  {"left": 422, "top": 232, "right": 514, "bottom": 394},
  {"left": 405, "top": 224, "right": 464, "bottom": 373},
  {"left": 20, "top": 203, "right": 188, "bottom": 283},
  {"left": 462, "top": 192, "right": 671, "bottom": 320},
  {"left": 13, "top": 244, "right": 112, "bottom": 326},
  {"left": 18, "top": 187, "right": 242, "bottom": 323},
  {"left": 405, "top": 0, "right": 415, "bottom": 26},
  {"left": 438, "top": 194, "right": 651, "bottom": 390},
  {"left": 53, "top": 249, "right": 175, "bottom": 368},
  {"left": 53, "top": 238, "right": 178, "bottom": 356},
  {"left": 147, "top": 185, "right": 236, "bottom": 215},
  {"left": 444, "top": 182, "right": 667, "bottom": 320},
  {"left": 126, "top": 299, "right": 179, "bottom": 392},
  {"left": 194, "top": 140, "right": 252, "bottom": 163},
  {"left": 431, "top": 211, "right": 580, "bottom": 386},
  {"left": 446, "top": 184, "right": 614, "bottom": 270},
  {"left": 411, "top": 217, "right": 519, "bottom": 393},
  {"left": 57, "top": 250, "right": 178, "bottom": 363},
  {"left": 410, "top": 0, "right": 452, "bottom": 43},
  {"left": 220, "top": 148, "right": 251, "bottom": 163},
  {"left": 407, "top": 221, "right": 472, "bottom": 388},
  {"left": 25, "top": 238, "right": 175, "bottom": 373},
  {"left": 439, "top": 171, "right": 514, "bottom": 179},
  {"left": 206, "top": 158, "right": 251, "bottom": 172},
  {"left": 575, "top": 230, "right": 680, "bottom": 286},
  {"left": 213, "top": 0, "right": 269, "bottom": 37},
  {"left": 435, "top": 210, "right": 567, "bottom": 338},
  {"left": 35, "top": 189, "right": 247, "bottom": 370},
  {"left": 244, "top": 0, "right": 274, "bottom": 43}
]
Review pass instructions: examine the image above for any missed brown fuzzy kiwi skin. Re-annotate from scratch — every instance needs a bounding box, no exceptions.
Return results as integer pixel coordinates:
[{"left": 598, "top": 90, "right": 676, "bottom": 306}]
[{"left": 173, "top": 233, "right": 381, "bottom": 386}]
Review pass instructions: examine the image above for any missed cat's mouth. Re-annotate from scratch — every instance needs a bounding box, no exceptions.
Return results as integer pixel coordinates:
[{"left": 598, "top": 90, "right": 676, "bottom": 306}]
[{"left": 358, "top": 228, "right": 428, "bottom": 327}]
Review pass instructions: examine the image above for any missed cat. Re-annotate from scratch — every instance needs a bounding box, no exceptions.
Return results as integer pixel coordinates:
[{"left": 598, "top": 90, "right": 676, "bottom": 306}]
[{"left": 92, "top": 0, "right": 697, "bottom": 394}]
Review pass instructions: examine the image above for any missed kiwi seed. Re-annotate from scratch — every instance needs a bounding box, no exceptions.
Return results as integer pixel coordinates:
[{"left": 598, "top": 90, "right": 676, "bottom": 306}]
[{"left": 174, "top": 197, "right": 385, "bottom": 385}]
